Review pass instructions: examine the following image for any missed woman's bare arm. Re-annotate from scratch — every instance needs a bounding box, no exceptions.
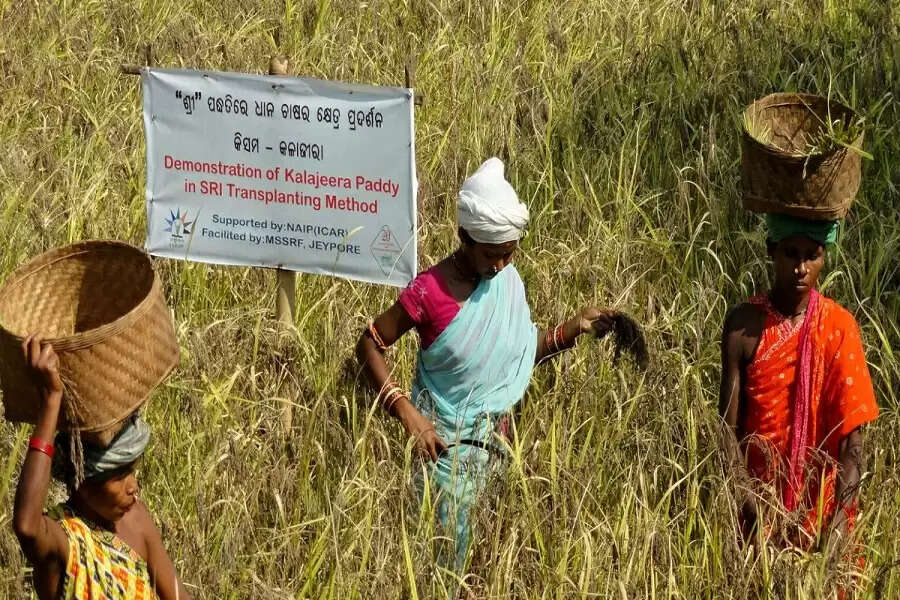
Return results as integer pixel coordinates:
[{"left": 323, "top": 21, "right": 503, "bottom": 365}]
[
  {"left": 719, "top": 318, "right": 743, "bottom": 437},
  {"left": 535, "top": 307, "right": 615, "bottom": 364},
  {"left": 12, "top": 335, "right": 69, "bottom": 570},
  {"left": 355, "top": 302, "right": 414, "bottom": 393},
  {"left": 718, "top": 308, "right": 762, "bottom": 537},
  {"left": 831, "top": 427, "right": 864, "bottom": 541},
  {"left": 137, "top": 501, "right": 191, "bottom": 600},
  {"left": 355, "top": 302, "right": 447, "bottom": 461}
]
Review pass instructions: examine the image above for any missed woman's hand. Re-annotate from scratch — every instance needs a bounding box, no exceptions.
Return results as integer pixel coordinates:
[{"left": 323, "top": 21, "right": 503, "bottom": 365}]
[
  {"left": 536, "top": 306, "right": 618, "bottom": 364},
  {"left": 577, "top": 306, "right": 616, "bottom": 338},
  {"left": 23, "top": 334, "right": 63, "bottom": 400},
  {"left": 823, "top": 505, "right": 851, "bottom": 564},
  {"left": 395, "top": 400, "right": 447, "bottom": 462},
  {"left": 739, "top": 496, "right": 759, "bottom": 543}
]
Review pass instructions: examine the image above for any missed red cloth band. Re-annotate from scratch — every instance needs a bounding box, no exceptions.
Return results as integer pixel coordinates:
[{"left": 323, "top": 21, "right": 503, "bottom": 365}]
[
  {"left": 28, "top": 436, "right": 54, "bottom": 458},
  {"left": 367, "top": 320, "right": 389, "bottom": 352}
]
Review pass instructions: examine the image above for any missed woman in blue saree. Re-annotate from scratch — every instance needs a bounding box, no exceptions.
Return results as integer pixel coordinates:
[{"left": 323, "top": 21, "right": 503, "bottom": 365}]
[{"left": 356, "top": 157, "right": 619, "bottom": 586}]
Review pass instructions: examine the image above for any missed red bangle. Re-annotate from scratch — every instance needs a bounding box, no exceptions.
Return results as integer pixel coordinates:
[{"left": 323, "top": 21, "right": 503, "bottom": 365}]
[
  {"left": 554, "top": 325, "right": 566, "bottom": 350},
  {"left": 546, "top": 324, "right": 567, "bottom": 355},
  {"left": 28, "top": 436, "right": 54, "bottom": 458}
]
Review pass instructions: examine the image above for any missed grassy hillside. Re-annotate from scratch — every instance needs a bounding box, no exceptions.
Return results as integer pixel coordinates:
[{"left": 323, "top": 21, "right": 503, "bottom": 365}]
[{"left": 0, "top": 0, "right": 897, "bottom": 597}]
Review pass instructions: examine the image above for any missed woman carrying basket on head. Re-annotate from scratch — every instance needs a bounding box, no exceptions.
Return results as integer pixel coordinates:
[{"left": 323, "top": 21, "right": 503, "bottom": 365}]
[
  {"left": 356, "top": 157, "right": 633, "bottom": 580},
  {"left": 719, "top": 214, "right": 879, "bottom": 568},
  {"left": 721, "top": 94, "right": 879, "bottom": 595},
  {"left": 12, "top": 334, "right": 190, "bottom": 600}
]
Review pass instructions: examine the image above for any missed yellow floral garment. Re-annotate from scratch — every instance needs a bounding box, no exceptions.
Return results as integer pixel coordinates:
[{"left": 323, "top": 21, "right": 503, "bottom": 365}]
[{"left": 48, "top": 504, "right": 153, "bottom": 599}]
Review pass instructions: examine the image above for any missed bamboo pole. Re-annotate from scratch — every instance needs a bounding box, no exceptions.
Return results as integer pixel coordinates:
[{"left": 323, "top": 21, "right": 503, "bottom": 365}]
[
  {"left": 269, "top": 56, "right": 297, "bottom": 326},
  {"left": 267, "top": 55, "right": 297, "bottom": 434}
]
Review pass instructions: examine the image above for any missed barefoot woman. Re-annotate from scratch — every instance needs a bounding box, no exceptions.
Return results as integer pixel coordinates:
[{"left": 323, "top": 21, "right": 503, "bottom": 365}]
[
  {"left": 13, "top": 334, "right": 190, "bottom": 599},
  {"left": 357, "top": 158, "right": 619, "bottom": 574},
  {"left": 719, "top": 214, "right": 879, "bottom": 556}
]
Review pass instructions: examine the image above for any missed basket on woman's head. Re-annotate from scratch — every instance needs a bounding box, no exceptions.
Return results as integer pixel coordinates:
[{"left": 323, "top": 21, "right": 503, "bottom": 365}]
[
  {"left": 0, "top": 240, "right": 178, "bottom": 446},
  {"left": 741, "top": 92, "right": 866, "bottom": 221}
]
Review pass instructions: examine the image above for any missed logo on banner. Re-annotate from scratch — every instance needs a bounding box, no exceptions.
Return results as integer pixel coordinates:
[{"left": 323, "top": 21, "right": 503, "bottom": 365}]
[
  {"left": 164, "top": 208, "right": 196, "bottom": 249},
  {"left": 370, "top": 226, "right": 402, "bottom": 276}
]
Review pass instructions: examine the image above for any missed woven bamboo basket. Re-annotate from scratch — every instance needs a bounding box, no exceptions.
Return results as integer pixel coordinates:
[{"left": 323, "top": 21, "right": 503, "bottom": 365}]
[
  {"left": 741, "top": 92, "right": 864, "bottom": 220},
  {"left": 0, "top": 241, "right": 178, "bottom": 445}
]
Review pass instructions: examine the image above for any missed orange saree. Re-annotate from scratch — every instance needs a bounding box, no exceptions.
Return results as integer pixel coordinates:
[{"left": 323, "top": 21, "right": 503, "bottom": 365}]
[{"left": 742, "top": 291, "right": 878, "bottom": 542}]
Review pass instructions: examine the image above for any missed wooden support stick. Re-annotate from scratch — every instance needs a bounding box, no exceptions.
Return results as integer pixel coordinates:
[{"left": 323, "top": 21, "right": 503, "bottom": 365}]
[
  {"left": 275, "top": 268, "right": 297, "bottom": 325},
  {"left": 405, "top": 59, "right": 414, "bottom": 89},
  {"left": 122, "top": 44, "right": 152, "bottom": 75},
  {"left": 269, "top": 56, "right": 298, "bottom": 326},
  {"left": 405, "top": 57, "right": 424, "bottom": 107},
  {"left": 267, "top": 55, "right": 296, "bottom": 434}
]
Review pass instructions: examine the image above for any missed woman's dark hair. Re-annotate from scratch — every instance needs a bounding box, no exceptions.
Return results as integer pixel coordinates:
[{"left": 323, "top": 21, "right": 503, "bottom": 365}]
[
  {"left": 51, "top": 438, "right": 78, "bottom": 493},
  {"left": 458, "top": 227, "right": 476, "bottom": 246}
]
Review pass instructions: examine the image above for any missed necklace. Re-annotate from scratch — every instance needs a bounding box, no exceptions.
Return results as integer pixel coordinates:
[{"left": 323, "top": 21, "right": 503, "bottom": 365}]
[
  {"left": 767, "top": 293, "right": 807, "bottom": 319},
  {"left": 451, "top": 251, "right": 479, "bottom": 283}
]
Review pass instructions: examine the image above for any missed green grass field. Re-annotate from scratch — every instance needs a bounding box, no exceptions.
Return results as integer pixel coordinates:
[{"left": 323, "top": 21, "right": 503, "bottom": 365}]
[{"left": 1, "top": 1, "right": 898, "bottom": 597}]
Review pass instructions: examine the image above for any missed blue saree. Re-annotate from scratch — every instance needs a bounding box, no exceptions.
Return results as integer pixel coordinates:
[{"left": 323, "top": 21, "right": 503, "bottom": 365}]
[{"left": 411, "top": 264, "right": 537, "bottom": 574}]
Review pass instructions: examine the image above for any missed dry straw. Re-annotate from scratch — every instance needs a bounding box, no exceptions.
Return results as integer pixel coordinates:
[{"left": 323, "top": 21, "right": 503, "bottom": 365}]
[
  {"left": 741, "top": 92, "right": 866, "bottom": 220},
  {"left": 0, "top": 240, "right": 178, "bottom": 445}
]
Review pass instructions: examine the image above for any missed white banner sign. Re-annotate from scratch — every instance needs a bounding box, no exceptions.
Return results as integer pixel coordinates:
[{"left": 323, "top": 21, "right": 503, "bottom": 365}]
[{"left": 141, "top": 67, "right": 416, "bottom": 286}]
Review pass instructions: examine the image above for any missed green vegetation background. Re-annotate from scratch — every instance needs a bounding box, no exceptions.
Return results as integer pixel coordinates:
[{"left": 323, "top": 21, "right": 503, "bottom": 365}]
[{"left": 0, "top": 1, "right": 897, "bottom": 598}]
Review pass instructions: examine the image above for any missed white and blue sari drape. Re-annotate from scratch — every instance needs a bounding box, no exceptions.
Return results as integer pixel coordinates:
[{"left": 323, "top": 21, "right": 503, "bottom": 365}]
[{"left": 411, "top": 264, "right": 536, "bottom": 574}]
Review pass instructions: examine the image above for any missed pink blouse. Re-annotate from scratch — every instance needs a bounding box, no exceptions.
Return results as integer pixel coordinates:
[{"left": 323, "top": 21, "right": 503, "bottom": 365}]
[{"left": 397, "top": 267, "right": 461, "bottom": 349}]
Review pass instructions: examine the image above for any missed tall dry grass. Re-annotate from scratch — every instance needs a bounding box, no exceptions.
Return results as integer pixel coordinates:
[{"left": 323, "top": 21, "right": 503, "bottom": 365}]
[{"left": 0, "top": 0, "right": 897, "bottom": 598}]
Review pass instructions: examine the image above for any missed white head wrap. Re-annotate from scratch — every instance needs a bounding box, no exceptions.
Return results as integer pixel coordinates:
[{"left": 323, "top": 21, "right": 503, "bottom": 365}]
[{"left": 457, "top": 157, "right": 529, "bottom": 244}]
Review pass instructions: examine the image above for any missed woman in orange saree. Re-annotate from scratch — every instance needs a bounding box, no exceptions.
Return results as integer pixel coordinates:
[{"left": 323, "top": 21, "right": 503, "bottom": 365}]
[{"left": 719, "top": 214, "right": 878, "bottom": 559}]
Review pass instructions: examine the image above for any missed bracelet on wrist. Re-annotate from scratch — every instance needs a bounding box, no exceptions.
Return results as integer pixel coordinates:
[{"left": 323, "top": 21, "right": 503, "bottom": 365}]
[
  {"left": 546, "top": 326, "right": 558, "bottom": 354},
  {"left": 378, "top": 380, "right": 400, "bottom": 402},
  {"left": 545, "top": 323, "right": 571, "bottom": 355},
  {"left": 386, "top": 393, "right": 408, "bottom": 414},
  {"left": 28, "top": 436, "right": 55, "bottom": 459},
  {"left": 379, "top": 381, "right": 409, "bottom": 414}
]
